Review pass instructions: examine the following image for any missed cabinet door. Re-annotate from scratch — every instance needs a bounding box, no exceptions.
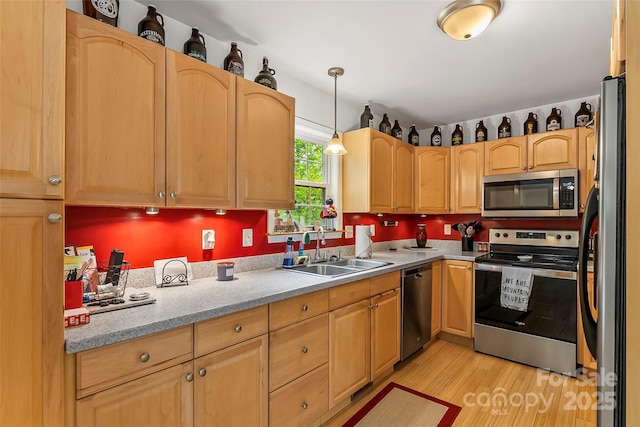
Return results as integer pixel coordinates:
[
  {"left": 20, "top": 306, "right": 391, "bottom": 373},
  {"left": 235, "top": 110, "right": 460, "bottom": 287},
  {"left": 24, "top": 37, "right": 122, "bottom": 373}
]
[
  {"left": 484, "top": 136, "right": 527, "bottom": 175},
  {"left": 441, "top": 260, "right": 473, "bottom": 338},
  {"left": 76, "top": 362, "right": 193, "bottom": 427},
  {"left": 579, "top": 126, "right": 596, "bottom": 211},
  {"left": 0, "top": 0, "right": 64, "bottom": 199},
  {"left": 194, "top": 335, "right": 268, "bottom": 427},
  {"left": 451, "top": 144, "right": 484, "bottom": 213},
  {"left": 166, "top": 51, "right": 235, "bottom": 208},
  {"left": 371, "top": 289, "right": 400, "bottom": 380},
  {"left": 66, "top": 11, "right": 165, "bottom": 206},
  {"left": 527, "top": 128, "right": 578, "bottom": 172},
  {"left": 328, "top": 300, "right": 370, "bottom": 409},
  {"left": 414, "top": 147, "right": 450, "bottom": 213},
  {"left": 0, "top": 199, "right": 64, "bottom": 427},
  {"left": 236, "top": 78, "right": 295, "bottom": 210},
  {"left": 370, "top": 133, "right": 395, "bottom": 212},
  {"left": 394, "top": 142, "right": 414, "bottom": 213},
  {"left": 431, "top": 260, "right": 443, "bottom": 337},
  {"left": 578, "top": 272, "right": 598, "bottom": 370}
]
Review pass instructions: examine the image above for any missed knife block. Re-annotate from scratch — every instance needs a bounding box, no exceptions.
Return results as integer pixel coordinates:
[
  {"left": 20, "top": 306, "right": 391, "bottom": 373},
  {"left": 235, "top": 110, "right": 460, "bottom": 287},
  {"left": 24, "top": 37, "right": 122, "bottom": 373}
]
[{"left": 462, "top": 236, "right": 474, "bottom": 252}]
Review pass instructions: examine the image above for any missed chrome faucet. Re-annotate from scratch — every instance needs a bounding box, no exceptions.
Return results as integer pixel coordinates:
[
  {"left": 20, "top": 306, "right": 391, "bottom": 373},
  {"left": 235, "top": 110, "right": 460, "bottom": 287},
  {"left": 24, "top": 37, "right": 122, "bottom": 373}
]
[{"left": 314, "top": 227, "right": 326, "bottom": 262}]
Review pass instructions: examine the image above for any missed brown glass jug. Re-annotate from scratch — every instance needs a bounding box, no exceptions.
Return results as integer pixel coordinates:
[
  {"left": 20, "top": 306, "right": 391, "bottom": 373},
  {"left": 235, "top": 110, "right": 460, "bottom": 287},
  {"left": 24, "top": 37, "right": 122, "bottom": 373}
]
[
  {"left": 360, "top": 105, "right": 373, "bottom": 128},
  {"left": 498, "top": 116, "right": 512, "bottom": 139},
  {"left": 254, "top": 57, "right": 277, "bottom": 90},
  {"left": 137, "top": 5, "right": 165, "bottom": 45},
  {"left": 408, "top": 125, "right": 420, "bottom": 146},
  {"left": 430, "top": 126, "right": 442, "bottom": 146},
  {"left": 379, "top": 114, "right": 392, "bottom": 135},
  {"left": 391, "top": 120, "right": 402, "bottom": 140},
  {"left": 546, "top": 108, "right": 562, "bottom": 131},
  {"left": 83, "top": 0, "right": 119, "bottom": 26},
  {"left": 524, "top": 112, "right": 538, "bottom": 134},
  {"left": 452, "top": 124, "right": 463, "bottom": 146},
  {"left": 475, "top": 120, "right": 488, "bottom": 142},
  {"left": 223, "top": 42, "right": 244, "bottom": 77},
  {"left": 183, "top": 28, "right": 206, "bottom": 62},
  {"left": 574, "top": 102, "right": 593, "bottom": 127},
  {"left": 416, "top": 224, "right": 427, "bottom": 248}
]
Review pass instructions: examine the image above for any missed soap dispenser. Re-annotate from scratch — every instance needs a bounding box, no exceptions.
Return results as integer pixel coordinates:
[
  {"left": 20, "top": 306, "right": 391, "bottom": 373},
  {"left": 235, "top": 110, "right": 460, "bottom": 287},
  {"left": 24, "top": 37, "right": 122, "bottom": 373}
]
[{"left": 283, "top": 237, "right": 295, "bottom": 267}]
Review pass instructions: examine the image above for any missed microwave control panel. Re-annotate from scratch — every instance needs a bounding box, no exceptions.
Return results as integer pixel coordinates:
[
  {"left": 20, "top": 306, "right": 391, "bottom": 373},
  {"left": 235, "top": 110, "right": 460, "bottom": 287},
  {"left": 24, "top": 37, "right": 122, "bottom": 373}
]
[{"left": 559, "top": 177, "right": 576, "bottom": 209}]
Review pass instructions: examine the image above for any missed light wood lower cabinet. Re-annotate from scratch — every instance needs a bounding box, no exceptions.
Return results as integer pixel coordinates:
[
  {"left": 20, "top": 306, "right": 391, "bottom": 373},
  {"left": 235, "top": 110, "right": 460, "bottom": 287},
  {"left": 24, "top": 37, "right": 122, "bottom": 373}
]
[
  {"left": 269, "top": 364, "right": 328, "bottom": 427},
  {"left": 370, "top": 288, "right": 400, "bottom": 380},
  {"left": 578, "top": 272, "right": 597, "bottom": 370},
  {"left": 432, "top": 260, "right": 443, "bottom": 337},
  {"left": 441, "top": 260, "right": 474, "bottom": 338}
]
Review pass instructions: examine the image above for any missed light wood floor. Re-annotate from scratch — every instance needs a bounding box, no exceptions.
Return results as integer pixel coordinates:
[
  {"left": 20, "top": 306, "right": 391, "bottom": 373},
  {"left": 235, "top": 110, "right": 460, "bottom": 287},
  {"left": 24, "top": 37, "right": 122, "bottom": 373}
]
[{"left": 321, "top": 339, "right": 596, "bottom": 427}]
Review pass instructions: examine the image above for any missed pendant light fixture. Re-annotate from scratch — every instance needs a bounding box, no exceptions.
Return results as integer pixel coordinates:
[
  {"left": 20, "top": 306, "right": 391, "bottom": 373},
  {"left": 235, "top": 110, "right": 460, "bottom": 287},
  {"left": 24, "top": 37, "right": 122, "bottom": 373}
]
[
  {"left": 324, "top": 67, "right": 347, "bottom": 156},
  {"left": 437, "top": 0, "right": 501, "bottom": 41}
]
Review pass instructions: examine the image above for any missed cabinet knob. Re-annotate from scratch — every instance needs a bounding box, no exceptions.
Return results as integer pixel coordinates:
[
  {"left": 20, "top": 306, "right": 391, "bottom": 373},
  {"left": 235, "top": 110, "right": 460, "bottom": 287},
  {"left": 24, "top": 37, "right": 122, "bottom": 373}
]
[
  {"left": 301, "top": 346, "right": 308, "bottom": 354},
  {"left": 375, "top": 303, "right": 379, "bottom": 308},
  {"left": 301, "top": 304, "right": 308, "bottom": 312},
  {"left": 185, "top": 373, "right": 194, "bottom": 382},
  {"left": 170, "top": 192, "right": 177, "bottom": 199},
  {"left": 158, "top": 191, "right": 166, "bottom": 199},
  {"left": 528, "top": 165, "right": 533, "bottom": 169},
  {"left": 198, "top": 368, "right": 207, "bottom": 377},
  {"left": 301, "top": 402, "right": 308, "bottom": 410},
  {"left": 234, "top": 325, "right": 242, "bottom": 333},
  {"left": 139, "top": 352, "right": 150, "bottom": 362},
  {"left": 467, "top": 265, "right": 472, "bottom": 270},
  {"left": 580, "top": 204, "right": 585, "bottom": 209},
  {"left": 48, "top": 175, "right": 62, "bottom": 185},
  {"left": 368, "top": 304, "right": 374, "bottom": 310},
  {"left": 521, "top": 166, "right": 526, "bottom": 170},
  {"left": 47, "top": 213, "right": 62, "bottom": 223}
]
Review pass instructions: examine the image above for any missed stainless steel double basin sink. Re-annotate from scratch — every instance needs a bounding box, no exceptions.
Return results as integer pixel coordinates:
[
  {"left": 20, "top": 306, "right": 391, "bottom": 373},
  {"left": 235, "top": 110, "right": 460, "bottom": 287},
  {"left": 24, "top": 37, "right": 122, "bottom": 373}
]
[{"left": 283, "top": 258, "right": 392, "bottom": 277}]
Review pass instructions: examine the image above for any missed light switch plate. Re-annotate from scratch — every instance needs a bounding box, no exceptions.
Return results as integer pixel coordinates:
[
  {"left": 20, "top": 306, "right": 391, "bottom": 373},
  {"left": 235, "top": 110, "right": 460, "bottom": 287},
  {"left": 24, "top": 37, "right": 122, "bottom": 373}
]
[
  {"left": 345, "top": 225, "right": 354, "bottom": 239},
  {"left": 444, "top": 224, "right": 452, "bottom": 235},
  {"left": 202, "top": 230, "right": 215, "bottom": 250},
  {"left": 370, "top": 224, "right": 376, "bottom": 236},
  {"left": 242, "top": 229, "right": 253, "bottom": 247}
]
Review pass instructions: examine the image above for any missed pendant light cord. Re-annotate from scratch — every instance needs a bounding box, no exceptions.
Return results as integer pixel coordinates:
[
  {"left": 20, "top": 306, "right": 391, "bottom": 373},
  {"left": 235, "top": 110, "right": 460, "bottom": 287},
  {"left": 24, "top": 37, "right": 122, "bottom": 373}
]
[{"left": 333, "top": 73, "right": 338, "bottom": 137}]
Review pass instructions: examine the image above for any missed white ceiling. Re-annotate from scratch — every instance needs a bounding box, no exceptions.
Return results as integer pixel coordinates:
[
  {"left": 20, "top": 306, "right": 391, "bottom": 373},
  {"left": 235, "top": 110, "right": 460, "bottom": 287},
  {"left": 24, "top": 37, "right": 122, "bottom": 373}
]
[{"left": 141, "top": 0, "right": 613, "bottom": 128}]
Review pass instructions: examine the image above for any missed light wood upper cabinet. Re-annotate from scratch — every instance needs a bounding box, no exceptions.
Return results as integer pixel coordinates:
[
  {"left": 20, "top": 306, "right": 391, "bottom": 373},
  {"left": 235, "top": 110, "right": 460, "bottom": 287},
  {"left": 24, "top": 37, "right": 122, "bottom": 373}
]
[
  {"left": 414, "top": 147, "right": 449, "bottom": 214},
  {"left": 236, "top": 78, "right": 295, "bottom": 210},
  {"left": 450, "top": 144, "right": 484, "bottom": 213},
  {"left": 484, "top": 136, "right": 528, "bottom": 175},
  {"left": 579, "top": 125, "right": 596, "bottom": 211},
  {"left": 65, "top": 11, "right": 165, "bottom": 206},
  {"left": 441, "top": 260, "right": 474, "bottom": 338},
  {"left": 527, "top": 128, "right": 579, "bottom": 171},
  {"left": 370, "top": 288, "right": 400, "bottom": 380},
  {"left": 166, "top": 50, "right": 236, "bottom": 208},
  {"left": 1, "top": 199, "right": 64, "bottom": 427},
  {"left": 0, "top": 0, "right": 65, "bottom": 200},
  {"left": 609, "top": 0, "right": 626, "bottom": 76},
  {"left": 432, "top": 260, "right": 443, "bottom": 338},
  {"left": 343, "top": 128, "right": 414, "bottom": 213}
]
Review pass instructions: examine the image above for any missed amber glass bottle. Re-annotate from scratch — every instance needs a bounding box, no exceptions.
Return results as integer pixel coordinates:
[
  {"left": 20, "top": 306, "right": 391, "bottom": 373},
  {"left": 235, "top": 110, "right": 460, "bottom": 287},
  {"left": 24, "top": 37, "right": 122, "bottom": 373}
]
[
  {"left": 524, "top": 112, "right": 538, "bottom": 135},
  {"left": 360, "top": 105, "right": 373, "bottom": 128},
  {"left": 379, "top": 114, "right": 392, "bottom": 135},
  {"left": 137, "top": 5, "right": 165, "bottom": 45},
  {"left": 391, "top": 120, "right": 402, "bottom": 140},
  {"left": 498, "top": 116, "right": 512, "bottom": 139},
  {"left": 546, "top": 108, "right": 562, "bottom": 131},
  {"left": 254, "top": 57, "right": 277, "bottom": 90},
  {"left": 475, "top": 120, "right": 488, "bottom": 142},
  {"left": 223, "top": 42, "right": 244, "bottom": 77},
  {"left": 430, "top": 126, "right": 442, "bottom": 146},
  {"left": 183, "top": 28, "right": 206, "bottom": 62},
  {"left": 83, "top": 0, "right": 119, "bottom": 26},
  {"left": 574, "top": 102, "right": 593, "bottom": 127},
  {"left": 451, "top": 124, "right": 463, "bottom": 146},
  {"left": 408, "top": 125, "right": 420, "bottom": 146}
]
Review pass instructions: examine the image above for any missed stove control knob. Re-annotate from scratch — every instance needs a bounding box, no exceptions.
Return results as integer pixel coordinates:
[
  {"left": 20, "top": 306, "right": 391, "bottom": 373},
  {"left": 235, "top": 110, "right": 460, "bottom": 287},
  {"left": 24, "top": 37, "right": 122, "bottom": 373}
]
[
  {"left": 502, "top": 233, "right": 509, "bottom": 238},
  {"left": 556, "top": 234, "right": 562, "bottom": 240},
  {"left": 565, "top": 234, "right": 572, "bottom": 240},
  {"left": 495, "top": 232, "right": 500, "bottom": 238}
]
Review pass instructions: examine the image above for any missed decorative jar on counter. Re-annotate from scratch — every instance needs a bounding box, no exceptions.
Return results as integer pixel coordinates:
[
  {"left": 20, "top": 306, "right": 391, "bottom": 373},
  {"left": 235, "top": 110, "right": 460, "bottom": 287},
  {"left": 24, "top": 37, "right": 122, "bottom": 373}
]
[{"left": 416, "top": 224, "right": 427, "bottom": 248}]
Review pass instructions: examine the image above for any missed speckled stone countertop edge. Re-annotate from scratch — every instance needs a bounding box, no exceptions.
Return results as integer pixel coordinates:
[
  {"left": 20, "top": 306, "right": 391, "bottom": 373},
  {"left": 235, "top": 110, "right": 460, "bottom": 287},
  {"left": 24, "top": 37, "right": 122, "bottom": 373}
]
[{"left": 65, "top": 248, "right": 481, "bottom": 353}]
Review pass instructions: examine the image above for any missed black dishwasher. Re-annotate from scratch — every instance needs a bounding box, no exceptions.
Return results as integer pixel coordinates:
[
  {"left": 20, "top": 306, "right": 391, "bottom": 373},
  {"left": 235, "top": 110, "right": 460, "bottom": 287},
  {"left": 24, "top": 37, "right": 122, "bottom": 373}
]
[{"left": 400, "top": 264, "right": 432, "bottom": 361}]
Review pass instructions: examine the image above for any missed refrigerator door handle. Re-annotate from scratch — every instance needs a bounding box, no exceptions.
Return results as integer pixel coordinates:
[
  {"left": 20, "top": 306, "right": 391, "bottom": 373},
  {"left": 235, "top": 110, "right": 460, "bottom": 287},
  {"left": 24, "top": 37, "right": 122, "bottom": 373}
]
[{"left": 579, "top": 185, "right": 598, "bottom": 358}]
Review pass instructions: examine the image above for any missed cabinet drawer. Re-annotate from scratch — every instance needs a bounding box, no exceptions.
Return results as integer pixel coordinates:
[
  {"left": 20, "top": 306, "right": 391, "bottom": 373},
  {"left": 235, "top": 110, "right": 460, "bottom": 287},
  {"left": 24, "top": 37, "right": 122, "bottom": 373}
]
[
  {"left": 269, "top": 313, "right": 328, "bottom": 391},
  {"left": 328, "top": 279, "right": 369, "bottom": 310},
  {"left": 76, "top": 325, "right": 193, "bottom": 397},
  {"left": 369, "top": 271, "right": 400, "bottom": 296},
  {"left": 269, "top": 363, "right": 328, "bottom": 427},
  {"left": 194, "top": 305, "right": 268, "bottom": 357},
  {"left": 270, "top": 289, "right": 328, "bottom": 331}
]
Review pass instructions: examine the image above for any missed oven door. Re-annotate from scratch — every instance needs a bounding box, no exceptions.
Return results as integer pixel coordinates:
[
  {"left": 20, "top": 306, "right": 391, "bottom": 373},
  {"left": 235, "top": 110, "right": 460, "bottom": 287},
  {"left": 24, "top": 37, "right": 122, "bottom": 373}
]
[{"left": 474, "top": 263, "right": 577, "bottom": 343}]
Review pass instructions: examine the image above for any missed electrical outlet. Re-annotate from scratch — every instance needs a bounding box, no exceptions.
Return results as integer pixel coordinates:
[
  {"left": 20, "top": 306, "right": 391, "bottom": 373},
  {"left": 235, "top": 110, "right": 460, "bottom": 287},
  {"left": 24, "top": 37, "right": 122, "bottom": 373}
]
[
  {"left": 202, "top": 229, "right": 215, "bottom": 250},
  {"left": 242, "top": 228, "right": 253, "bottom": 247},
  {"left": 369, "top": 224, "right": 376, "bottom": 236},
  {"left": 345, "top": 225, "right": 354, "bottom": 239},
  {"left": 444, "top": 224, "right": 452, "bottom": 235}
]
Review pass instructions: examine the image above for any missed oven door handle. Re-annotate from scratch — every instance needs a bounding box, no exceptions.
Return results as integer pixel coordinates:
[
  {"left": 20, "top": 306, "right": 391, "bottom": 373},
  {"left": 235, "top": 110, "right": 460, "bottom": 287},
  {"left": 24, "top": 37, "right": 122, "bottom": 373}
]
[{"left": 474, "top": 262, "right": 576, "bottom": 280}]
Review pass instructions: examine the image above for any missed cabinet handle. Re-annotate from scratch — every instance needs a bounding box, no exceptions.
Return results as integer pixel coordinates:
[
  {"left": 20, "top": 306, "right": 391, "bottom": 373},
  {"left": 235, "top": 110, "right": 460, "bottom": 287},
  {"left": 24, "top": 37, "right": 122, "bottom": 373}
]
[
  {"left": 47, "top": 213, "right": 62, "bottom": 223},
  {"left": 234, "top": 325, "right": 242, "bottom": 333},
  {"left": 170, "top": 192, "right": 177, "bottom": 199},
  {"left": 198, "top": 368, "right": 207, "bottom": 377},
  {"left": 48, "top": 175, "right": 62, "bottom": 185},
  {"left": 158, "top": 191, "right": 166, "bottom": 199},
  {"left": 521, "top": 166, "right": 526, "bottom": 170},
  {"left": 301, "top": 304, "right": 308, "bottom": 312},
  {"left": 301, "top": 402, "right": 308, "bottom": 410},
  {"left": 301, "top": 346, "right": 308, "bottom": 354},
  {"left": 139, "top": 353, "right": 150, "bottom": 362},
  {"left": 368, "top": 304, "right": 374, "bottom": 310},
  {"left": 186, "top": 373, "right": 194, "bottom": 382}
]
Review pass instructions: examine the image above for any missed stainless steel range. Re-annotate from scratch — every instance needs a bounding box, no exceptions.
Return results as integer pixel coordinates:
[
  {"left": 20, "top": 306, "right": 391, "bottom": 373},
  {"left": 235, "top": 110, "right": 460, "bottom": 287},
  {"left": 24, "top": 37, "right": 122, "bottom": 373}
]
[{"left": 474, "top": 228, "right": 579, "bottom": 376}]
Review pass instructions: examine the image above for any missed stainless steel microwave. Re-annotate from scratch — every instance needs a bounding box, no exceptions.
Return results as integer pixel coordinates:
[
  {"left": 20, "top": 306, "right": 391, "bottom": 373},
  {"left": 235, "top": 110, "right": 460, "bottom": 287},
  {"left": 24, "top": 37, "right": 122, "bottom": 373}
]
[{"left": 482, "top": 169, "right": 578, "bottom": 217}]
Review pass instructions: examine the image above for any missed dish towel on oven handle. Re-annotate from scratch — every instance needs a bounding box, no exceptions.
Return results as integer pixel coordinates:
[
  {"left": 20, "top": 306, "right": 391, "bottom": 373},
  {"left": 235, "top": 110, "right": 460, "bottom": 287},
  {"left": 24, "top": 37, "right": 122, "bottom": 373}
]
[{"left": 500, "top": 266, "right": 534, "bottom": 311}]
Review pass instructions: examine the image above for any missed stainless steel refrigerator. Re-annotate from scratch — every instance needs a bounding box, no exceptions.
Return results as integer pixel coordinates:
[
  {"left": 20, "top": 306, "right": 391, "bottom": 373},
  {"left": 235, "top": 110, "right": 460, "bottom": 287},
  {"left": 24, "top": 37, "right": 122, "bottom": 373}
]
[{"left": 579, "top": 74, "right": 626, "bottom": 426}]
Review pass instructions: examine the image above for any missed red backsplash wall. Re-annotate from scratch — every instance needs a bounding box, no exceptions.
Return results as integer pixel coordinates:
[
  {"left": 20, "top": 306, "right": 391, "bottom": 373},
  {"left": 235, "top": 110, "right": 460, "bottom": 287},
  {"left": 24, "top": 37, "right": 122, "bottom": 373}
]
[{"left": 65, "top": 207, "right": 582, "bottom": 268}]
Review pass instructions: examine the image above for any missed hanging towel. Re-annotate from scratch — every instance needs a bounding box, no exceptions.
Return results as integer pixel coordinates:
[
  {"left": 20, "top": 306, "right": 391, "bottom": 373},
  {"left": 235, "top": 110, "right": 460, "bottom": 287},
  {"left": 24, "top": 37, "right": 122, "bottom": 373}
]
[{"left": 500, "top": 266, "right": 534, "bottom": 312}]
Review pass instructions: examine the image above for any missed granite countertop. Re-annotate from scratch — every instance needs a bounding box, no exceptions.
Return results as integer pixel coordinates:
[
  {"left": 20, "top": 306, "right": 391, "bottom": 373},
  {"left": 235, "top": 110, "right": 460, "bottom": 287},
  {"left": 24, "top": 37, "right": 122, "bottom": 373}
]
[{"left": 65, "top": 248, "right": 481, "bottom": 353}]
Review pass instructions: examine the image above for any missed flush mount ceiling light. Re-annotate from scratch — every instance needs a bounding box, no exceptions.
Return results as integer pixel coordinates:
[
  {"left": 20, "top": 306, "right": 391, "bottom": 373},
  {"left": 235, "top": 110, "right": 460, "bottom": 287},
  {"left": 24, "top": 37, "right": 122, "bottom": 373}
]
[
  {"left": 324, "top": 67, "right": 347, "bottom": 156},
  {"left": 437, "top": 0, "right": 502, "bottom": 40}
]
